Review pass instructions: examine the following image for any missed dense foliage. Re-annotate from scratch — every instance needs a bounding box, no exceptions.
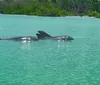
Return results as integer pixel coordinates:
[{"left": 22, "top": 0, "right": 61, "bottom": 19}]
[
  {"left": 2, "top": 2, "right": 68, "bottom": 16},
  {"left": 0, "top": 0, "right": 100, "bottom": 18}
]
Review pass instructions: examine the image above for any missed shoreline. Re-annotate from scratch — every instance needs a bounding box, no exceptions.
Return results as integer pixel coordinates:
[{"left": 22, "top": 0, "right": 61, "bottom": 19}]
[{"left": 0, "top": 13, "right": 98, "bottom": 19}]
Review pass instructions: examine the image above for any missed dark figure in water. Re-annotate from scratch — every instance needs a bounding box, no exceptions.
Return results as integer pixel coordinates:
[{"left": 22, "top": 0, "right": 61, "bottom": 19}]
[
  {"left": 0, "top": 36, "right": 38, "bottom": 41},
  {"left": 0, "top": 31, "right": 73, "bottom": 41},
  {"left": 36, "top": 31, "right": 74, "bottom": 41}
]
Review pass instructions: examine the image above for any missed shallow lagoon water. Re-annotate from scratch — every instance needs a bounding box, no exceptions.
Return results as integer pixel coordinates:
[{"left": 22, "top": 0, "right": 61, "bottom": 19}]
[{"left": 0, "top": 14, "right": 100, "bottom": 85}]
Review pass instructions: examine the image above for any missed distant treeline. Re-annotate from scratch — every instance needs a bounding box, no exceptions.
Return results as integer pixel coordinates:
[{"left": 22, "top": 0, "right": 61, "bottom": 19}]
[{"left": 0, "top": 0, "right": 100, "bottom": 18}]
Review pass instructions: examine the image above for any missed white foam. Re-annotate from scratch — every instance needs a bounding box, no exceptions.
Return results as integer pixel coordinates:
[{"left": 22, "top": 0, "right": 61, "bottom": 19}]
[
  {"left": 21, "top": 37, "right": 31, "bottom": 40},
  {"left": 21, "top": 37, "right": 27, "bottom": 40}
]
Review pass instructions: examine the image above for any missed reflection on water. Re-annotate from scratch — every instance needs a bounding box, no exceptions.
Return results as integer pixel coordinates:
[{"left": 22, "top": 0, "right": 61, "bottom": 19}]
[
  {"left": 0, "top": 36, "right": 100, "bottom": 85},
  {"left": 57, "top": 40, "right": 71, "bottom": 48},
  {"left": 20, "top": 40, "right": 72, "bottom": 50},
  {"left": 21, "top": 41, "right": 31, "bottom": 50}
]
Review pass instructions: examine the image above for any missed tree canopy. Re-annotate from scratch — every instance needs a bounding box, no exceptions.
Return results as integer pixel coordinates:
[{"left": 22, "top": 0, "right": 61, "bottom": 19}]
[{"left": 0, "top": 0, "right": 100, "bottom": 17}]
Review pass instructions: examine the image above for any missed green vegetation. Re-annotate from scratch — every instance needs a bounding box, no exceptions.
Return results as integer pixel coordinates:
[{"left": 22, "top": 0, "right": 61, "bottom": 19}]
[
  {"left": 0, "top": 0, "right": 100, "bottom": 18},
  {"left": 2, "top": 2, "right": 67, "bottom": 16},
  {"left": 88, "top": 11, "right": 100, "bottom": 18}
]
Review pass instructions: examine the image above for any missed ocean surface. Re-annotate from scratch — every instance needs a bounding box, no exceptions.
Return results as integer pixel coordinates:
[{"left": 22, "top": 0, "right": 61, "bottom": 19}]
[{"left": 0, "top": 14, "right": 100, "bottom": 85}]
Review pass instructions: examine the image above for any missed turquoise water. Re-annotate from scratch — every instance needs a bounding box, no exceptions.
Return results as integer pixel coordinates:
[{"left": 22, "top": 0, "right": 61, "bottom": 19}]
[{"left": 0, "top": 14, "right": 100, "bottom": 85}]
